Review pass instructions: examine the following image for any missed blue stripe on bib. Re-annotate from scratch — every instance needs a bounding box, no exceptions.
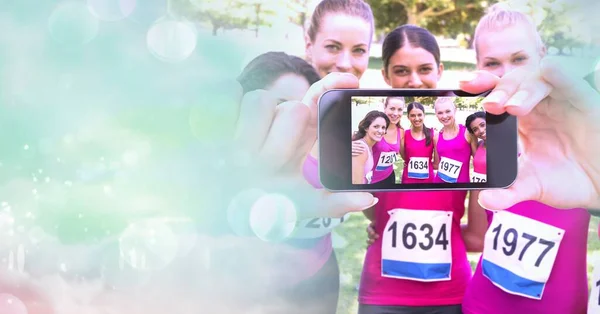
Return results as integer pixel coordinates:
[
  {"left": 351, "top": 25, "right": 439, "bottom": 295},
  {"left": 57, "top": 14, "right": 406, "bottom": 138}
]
[
  {"left": 382, "top": 259, "right": 451, "bottom": 280},
  {"left": 482, "top": 259, "right": 544, "bottom": 299}
]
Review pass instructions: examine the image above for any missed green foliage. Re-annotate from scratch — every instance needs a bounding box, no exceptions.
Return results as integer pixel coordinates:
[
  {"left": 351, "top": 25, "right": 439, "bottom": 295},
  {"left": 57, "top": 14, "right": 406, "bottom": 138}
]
[
  {"left": 365, "top": 0, "right": 488, "bottom": 41},
  {"left": 171, "top": 0, "right": 280, "bottom": 36}
]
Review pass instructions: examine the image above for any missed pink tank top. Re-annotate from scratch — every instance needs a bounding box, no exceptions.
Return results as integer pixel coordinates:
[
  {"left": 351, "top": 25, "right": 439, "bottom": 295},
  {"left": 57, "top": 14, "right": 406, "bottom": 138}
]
[
  {"left": 473, "top": 141, "right": 486, "bottom": 174},
  {"left": 462, "top": 202, "right": 589, "bottom": 314},
  {"left": 359, "top": 189, "right": 472, "bottom": 306},
  {"left": 434, "top": 125, "right": 471, "bottom": 184},
  {"left": 402, "top": 128, "right": 435, "bottom": 184},
  {"left": 472, "top": 141, "right": 493, "bottom": 223},
  {"left": 371, "top": 128, "right": 402, "bottom": 184}
]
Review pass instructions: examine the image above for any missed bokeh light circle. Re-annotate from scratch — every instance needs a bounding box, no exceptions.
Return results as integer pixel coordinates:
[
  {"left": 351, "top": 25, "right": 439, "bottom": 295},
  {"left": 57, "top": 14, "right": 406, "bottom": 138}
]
[
  {"left": 118, "top": 219, "right": 179, "bottom": 271},
  {"left": 249, "top": 194, "right": 297, "bottom": 243},
  {"left": 87, "top": 0, "right": 136, "bottom": 22},
  {"left": 0, "top": 294, "right": 27, "bottom": 314},
  {"left": 227, "top": 189, "right": 267, "bottom": 237},
  {"left": 48, "top": 1, "right": 99, "bottom": 45},
  {"left": 146, "top": 17, "right": 197, "bottom": 63}
]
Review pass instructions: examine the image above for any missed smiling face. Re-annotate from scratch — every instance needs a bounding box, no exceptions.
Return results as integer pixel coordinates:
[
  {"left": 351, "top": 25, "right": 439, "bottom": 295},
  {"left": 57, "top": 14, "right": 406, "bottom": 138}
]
[
  {"left": 384, "top": 98, "right": 404, "bottom": 125},
  {"left": 306, "top": 13, "right": 371, "bottom": 80},
  {"left": 366, "top": 117, "right": 387, "bottom": 142},
  {"left": 408, "top": 107, "right": 425, "bottom": 128},
  {"left": 435, "top": 100, "right": 456, "bottom": 127},
  {"left": 476, "top": 25, "right": 544, "bottom": 78},
  {"left": 469, "top": 117, "right": 487, "bottom": 141},
  {"left": 383, "top": 45, "right": 443, "bottom": 89}
]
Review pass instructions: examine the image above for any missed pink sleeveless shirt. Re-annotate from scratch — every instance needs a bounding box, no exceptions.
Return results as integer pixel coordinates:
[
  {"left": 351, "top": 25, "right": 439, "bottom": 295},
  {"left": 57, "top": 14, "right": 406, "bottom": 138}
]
[
  {"left": 473, "top": 141, "right": 486, "bottom": 175},
  {"left": 359, "top": 189, "right": 472, "bottom": 306},
  {"left": 462, "top": 201, "right": 590, "bottom": 314},
  {"left": 371, "top": 128, "right": 402, "bottom": 184},
  {"left": 402, "top": 128, "right": 435, "bottom": 184},
  {"left": 472, "top": 141, "right": 493, "bottom": 223},
  {"left": 434, "top": 125, "right": 471, "bottom": 184}
]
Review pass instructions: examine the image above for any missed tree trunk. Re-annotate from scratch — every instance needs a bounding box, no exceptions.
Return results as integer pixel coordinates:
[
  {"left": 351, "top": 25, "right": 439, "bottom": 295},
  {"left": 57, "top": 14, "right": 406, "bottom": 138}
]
[
  {"left": 407, "top": 9, "right": 418, "bottom": 25},
  {"left": 255, "top": 3, "right": 261, "bottom": 38}
]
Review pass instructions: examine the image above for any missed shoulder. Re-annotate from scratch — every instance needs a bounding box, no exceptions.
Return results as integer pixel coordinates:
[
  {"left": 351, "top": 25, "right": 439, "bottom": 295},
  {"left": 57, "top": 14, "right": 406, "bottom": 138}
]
[{"left": 352, "top": 140, "right": 369, "bottom": 158}]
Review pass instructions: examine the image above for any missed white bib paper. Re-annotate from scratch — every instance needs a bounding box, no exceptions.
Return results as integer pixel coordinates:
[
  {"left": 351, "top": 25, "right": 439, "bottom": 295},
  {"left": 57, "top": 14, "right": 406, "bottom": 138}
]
[
  {"left": 589, "top": 258, "right": 600, "bottom": 313},
  {"left": 407, "top": 157, "right": 429, "bottom": 179},
  {"left": 481, "top": 211, "right": 564, "bottom": 300},
  {"left": 288, "top": 213, "right": 351, "bottom": 239},
  {"left": 376, "top": 151, "right": 399, "bottom": 171},
  {"left": 471, "top": 171, "right": 487, "bottom": 183},
  {"left": 381, "top": 209, "right": 453, "bottom": 282},
  {"left": 437, "top": 157, "right": 462, "bottom": 183}
]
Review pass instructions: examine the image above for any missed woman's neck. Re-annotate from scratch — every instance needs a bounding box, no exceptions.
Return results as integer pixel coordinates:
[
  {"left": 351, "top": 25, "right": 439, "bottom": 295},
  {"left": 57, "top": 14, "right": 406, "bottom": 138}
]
[
  {"left": 364, "top": 137, "right": 376, "bottom": 148},
  {"left": 411, "top": 125, "right": 423, "bottom": 133},
  {"left": 443, "top": 122, "right": 458, "bottom": 134}
]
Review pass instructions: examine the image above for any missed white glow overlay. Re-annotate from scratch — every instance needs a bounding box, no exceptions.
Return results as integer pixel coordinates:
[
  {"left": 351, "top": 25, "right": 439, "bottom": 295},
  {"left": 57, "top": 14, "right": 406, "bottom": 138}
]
[
  {"left": 146, "top": 17, "right": 198, "bottom": 63},
  {"left": 227, "top": 188, "right": 267, "bottom": 236},
  {"left": 0, "top": 294, "right": 28, "bottom": 314},
  {"left": 249, "top": 194, "right": 297, "bottom": 243},
  {"left": 118, "top": 219, "right": 179, "bottom": 271},
  {"left": 48, "top": 1, "right": 99, "bottom": 45},
  {"left": 87, "top": 0, "right": 137, "bottom": 22}
]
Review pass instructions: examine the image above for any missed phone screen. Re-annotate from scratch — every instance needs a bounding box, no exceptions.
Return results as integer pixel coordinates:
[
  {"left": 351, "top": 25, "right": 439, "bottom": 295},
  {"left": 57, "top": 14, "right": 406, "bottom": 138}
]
[
  {"left": 318, "top": 89, "right": 517, "bottom": 192},
  {"left": 351, "top": 95, "right": 486, "bottom": 186}
]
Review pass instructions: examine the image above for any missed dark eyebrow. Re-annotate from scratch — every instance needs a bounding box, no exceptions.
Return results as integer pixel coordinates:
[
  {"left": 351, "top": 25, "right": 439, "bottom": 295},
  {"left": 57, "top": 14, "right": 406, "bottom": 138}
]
[{"left": 324, "top": 39, "right": 368, "bottom": 49}]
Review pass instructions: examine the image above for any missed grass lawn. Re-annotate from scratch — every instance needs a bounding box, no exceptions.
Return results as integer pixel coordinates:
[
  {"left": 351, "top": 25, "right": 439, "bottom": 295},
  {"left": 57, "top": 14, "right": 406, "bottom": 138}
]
[{"left": 333, "top": 195, "right": 600, "bottom": 314}]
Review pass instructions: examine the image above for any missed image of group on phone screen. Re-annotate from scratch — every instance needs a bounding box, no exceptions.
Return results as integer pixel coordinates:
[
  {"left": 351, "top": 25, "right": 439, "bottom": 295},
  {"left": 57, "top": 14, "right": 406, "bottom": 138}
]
[{"left": 351, "top": 96, "right": 487, "bottom": 185}]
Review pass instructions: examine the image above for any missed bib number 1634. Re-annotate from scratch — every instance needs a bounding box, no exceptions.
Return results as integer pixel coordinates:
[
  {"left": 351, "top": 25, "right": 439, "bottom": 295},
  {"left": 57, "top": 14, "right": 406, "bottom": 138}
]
[
  {"left": 381, "top": 209, "right": 453, "bottom": 282},
  {"left": 387, "top": 221, "right": 448, "bottom": 251}
]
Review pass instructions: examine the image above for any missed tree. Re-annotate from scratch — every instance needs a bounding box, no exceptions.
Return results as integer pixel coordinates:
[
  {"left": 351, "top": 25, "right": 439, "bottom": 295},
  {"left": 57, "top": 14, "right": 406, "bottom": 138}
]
[
  {"left": 496, "top": 0, "right": 592, "bottom": 52},
  {"left": 287, "top": 0, "right": 311, "bottom": 34},
  {"left": 171, "top": 0, "right": 253, "bottom": 36},
  {"left": 365, "top": 0, "right": 487, "bottom": 37}
]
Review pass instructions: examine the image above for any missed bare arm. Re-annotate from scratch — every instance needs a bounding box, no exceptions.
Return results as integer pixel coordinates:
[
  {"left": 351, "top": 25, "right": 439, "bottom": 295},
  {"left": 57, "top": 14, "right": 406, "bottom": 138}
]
[
  {"left": 352, "top": 142, "right": 368, "bottom": 184},
  {"left": 362, "top": 205, "right": 376, "bottom": 221},
  {"left": 461, "top": 190, "right": 489, "bottom": 252},
  {"left": 433, "top": 131, "right": 440, "bottom": 170},
  {"left": 400, "top": 131, "right": 406, "bottom": 160},
  {"left": 466, "top": 131, "right": 478, "bottom": 157}
]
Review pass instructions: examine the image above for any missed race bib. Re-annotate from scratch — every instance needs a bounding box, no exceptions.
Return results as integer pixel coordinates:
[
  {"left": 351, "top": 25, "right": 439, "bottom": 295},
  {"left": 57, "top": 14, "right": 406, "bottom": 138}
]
[
  {"left": 376, "top": 151, "right": 399, "bottom": 171},
  {"left": 589, "top": 258, "right": 600, "bottom": 313},
  {"left": 438, "top": 157, "right": 462, "bottom": 183},
  {"left": 471, "top": 171, "right": 487, "bottom": 183},
  {"left": 288, "top": 213, "right": 351, "bottom": 239},
  {"left": 407, "top": 157, "right": 429, "bottom": 179},
  {"left": 482, "top": 211, "right": 564, "bottom": 300},
  {"left": 381, "top": 209, "right": 453, "bottom": 282}
]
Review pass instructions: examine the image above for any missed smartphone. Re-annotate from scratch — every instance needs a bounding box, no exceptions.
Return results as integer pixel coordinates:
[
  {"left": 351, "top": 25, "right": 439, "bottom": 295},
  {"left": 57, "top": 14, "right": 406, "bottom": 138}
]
[{"left": 317, "top": 89, "right": 518, "bottom": 192}]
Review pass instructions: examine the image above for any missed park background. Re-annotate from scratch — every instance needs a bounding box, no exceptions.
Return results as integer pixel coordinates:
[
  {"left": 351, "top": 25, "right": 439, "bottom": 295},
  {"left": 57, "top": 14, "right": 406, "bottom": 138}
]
[
  {"left": 0, "top": 0, "right": 599, "bottom": 313},
  {"left": 168, "top": 0, "right": 600, "bottom": 313}
]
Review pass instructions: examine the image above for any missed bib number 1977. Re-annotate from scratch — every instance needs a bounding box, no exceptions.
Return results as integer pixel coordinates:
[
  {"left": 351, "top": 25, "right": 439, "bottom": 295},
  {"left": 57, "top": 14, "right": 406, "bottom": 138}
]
[{"left": 482, "top": 211, "right": 564, "bottom": 300}]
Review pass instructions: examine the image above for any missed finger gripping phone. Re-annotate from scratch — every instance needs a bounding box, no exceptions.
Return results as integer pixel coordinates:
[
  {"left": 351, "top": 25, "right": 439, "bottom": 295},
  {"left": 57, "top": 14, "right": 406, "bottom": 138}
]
[{"left": 317, "top": 88, "right": 518, "bottom": 192}]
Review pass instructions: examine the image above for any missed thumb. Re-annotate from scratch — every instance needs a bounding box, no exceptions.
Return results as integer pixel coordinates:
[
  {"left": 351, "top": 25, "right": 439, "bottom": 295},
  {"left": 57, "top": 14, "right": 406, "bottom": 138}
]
[{"left": 302, "top": 72, "right": 360, "bottom": 126}]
